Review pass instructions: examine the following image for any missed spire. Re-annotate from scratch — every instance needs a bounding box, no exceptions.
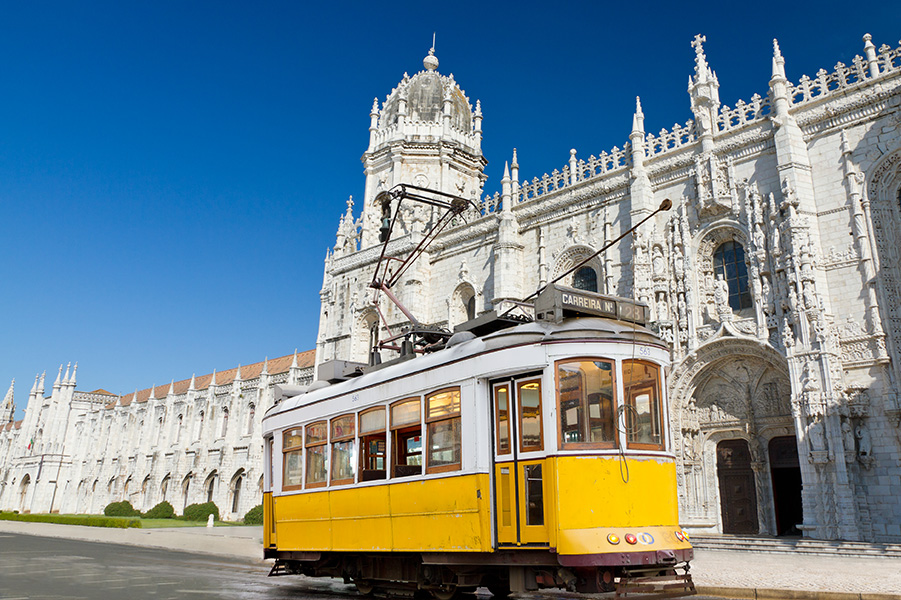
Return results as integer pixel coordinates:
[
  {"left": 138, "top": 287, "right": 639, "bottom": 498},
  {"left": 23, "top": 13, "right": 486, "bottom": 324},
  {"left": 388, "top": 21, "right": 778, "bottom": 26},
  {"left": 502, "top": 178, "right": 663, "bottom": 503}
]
[
  {"left": 189, "top": 373, "right": 196, "bottom": 391},
  {"left": 771, "top": 38, "right": 786, "bottom": 81},
  {"left": 2, "top": 379, "right": 14, "bottom": 423},
  {"left": 62, "top": 362, "right": 71, "bottom": 385},
  {"left": 148, "top": 384, "right": 156, "bottom": 401},
  {"left": 68, "top": 363, "right": 77, "bottom": 387},
  {"left": 691, "top": 34, "right": 712, "bottom": 84},
  {"left": 290, "top": 349, "right": 299, "bottom": 369},
  {"left": 235, "top": 364, "right": 243, "bottom": 381},
  {"left": 210, "top": 369, "right": 217, "bottom": 388},
  {"left": 31, "top": 374, "right": 38, "bottom": 395},
  {"left": 631, "top": 96, "right": 645, "bottom": 135},
  {"left": 38, "top": 371, "right": 46, "bottom": 395},
  {"left": 863, "top": 33, "right": 880, "bottom": 78},
  {"left": 501, "top": 162, "right": 512, "bottom": 212},
  {"left": 168, "top": 379, "right": 175, "bottom": 397},
  {"left": 262, "top": 357, "right": 269, "bottom": 375},
  {"left": 133, "top": 388, "right": 139, "bottom": 403},
  {"left": 53, "top": 364, "right": 63, "bottom": 389}
]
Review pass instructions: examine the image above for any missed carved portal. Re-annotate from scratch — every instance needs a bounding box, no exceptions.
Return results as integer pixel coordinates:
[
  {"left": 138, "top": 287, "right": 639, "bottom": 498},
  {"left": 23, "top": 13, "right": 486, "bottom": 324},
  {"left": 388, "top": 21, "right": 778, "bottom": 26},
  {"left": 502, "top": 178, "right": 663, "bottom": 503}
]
[{"left": 671, "top": 337, "right": 794, "bottom": 535}]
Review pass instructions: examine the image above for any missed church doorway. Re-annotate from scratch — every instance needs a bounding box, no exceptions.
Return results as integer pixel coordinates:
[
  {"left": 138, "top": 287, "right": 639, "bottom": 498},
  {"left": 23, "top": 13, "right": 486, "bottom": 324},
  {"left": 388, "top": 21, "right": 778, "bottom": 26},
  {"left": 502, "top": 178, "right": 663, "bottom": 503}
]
[
  {"left": 716, "top": 439, "right": 758, "bottom": 534},
  {"left": 768, "top": 436, "right": 802, "bottom": 536}
]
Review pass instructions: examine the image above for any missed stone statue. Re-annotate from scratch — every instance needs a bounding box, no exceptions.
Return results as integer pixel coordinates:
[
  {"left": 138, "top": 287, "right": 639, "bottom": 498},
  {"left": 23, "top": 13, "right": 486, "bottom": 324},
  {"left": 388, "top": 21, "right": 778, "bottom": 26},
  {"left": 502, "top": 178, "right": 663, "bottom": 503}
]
[
  {"left": 842, "top": 420, "right": 855, "bottom": 453},
  {"left": 855, "top": 423, "right": 872, "bottom": 458},
  {"left": 781, "top": 319, "right": 794, "bottom": 350},
  {"left": 807, "top": 416, "right": 827, "bottom": 453},
  {"left": 714, "top": 273, "right": 731, "bottom": 320},
  {"left": 652, "top": 246, "right": 665, "bottom": 276},
  {"left": 673, "top": 245, "right": 684, "bottom": 275}
]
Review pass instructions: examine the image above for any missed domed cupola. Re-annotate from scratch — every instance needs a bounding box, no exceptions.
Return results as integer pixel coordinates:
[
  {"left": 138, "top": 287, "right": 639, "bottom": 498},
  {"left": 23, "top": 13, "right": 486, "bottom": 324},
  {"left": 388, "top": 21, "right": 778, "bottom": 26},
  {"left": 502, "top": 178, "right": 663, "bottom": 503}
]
[
  {"left": 358, "top": 47, "right": 488, "bottom": 249},
  {"left": 380, "top": 50, "right": 473, "bottom": 133}
]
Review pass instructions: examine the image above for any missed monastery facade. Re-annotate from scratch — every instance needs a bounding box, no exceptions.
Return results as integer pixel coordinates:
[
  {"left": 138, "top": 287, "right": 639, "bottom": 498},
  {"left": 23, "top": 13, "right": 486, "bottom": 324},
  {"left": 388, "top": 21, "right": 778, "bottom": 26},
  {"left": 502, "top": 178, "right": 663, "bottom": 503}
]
[
  {"left": 0, "top": 352, "right": 314, "bottom": 518},
  {"left": 316, "top": 35, "right": 901, "bottom": 541}
]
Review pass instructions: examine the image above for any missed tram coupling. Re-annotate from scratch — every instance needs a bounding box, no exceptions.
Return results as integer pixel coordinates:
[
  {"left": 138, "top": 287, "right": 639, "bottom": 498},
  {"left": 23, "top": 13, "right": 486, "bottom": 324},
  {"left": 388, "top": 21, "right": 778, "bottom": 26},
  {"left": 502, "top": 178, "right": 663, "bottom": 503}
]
[{"left": 615, "top": 565, "right": 696, "bottom": 599}]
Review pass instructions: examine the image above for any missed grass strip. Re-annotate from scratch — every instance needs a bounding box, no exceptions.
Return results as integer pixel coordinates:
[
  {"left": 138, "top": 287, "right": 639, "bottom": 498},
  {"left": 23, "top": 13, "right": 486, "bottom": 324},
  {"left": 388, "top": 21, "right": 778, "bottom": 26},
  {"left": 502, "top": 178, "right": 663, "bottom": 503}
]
[{"left": 0, "top": 511, "right": 140, "bottom": 528}]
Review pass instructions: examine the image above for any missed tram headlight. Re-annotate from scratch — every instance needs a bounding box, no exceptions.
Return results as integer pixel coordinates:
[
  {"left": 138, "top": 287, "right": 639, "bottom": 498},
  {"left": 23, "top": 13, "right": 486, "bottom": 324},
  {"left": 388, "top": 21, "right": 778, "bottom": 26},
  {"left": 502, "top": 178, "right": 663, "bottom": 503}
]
[{"left": 607, "top": 533, "right": 620, "bottom": 545}]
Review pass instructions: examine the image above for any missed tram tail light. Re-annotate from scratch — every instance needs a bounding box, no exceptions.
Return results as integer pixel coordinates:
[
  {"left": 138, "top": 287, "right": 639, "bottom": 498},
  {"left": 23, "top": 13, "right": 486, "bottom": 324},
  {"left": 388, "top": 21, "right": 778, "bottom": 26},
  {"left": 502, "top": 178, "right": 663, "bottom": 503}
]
[{"left": 624, "top": 533, "right": 637, "bottom": 545}]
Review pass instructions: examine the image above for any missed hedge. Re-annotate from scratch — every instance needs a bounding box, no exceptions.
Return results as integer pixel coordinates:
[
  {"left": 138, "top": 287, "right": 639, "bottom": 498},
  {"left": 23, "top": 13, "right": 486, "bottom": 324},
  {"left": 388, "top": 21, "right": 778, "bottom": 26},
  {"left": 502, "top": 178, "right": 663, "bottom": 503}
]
[
  {"left": 243, "top": 504, "right": 263, "bottom": 525},
  {"left": 182, "top": 502, "right": 219, "bottom": 522},
  {"left": 104, "top": 500, "right": 141, "bottom": 517},
  {"left": 143, "top": 501, "right": 175, "bottom": 519},
  {"left": 0, "top": 511, "right": 140, "bottom": 528}
]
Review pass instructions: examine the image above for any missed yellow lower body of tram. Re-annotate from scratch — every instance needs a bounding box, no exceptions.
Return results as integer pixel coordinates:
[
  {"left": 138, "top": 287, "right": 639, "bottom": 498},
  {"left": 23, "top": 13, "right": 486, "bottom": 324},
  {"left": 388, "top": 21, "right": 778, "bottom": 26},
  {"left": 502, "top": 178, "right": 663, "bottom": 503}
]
[{"left": 264, "top": 455, "right": 692, "bottom": 595}]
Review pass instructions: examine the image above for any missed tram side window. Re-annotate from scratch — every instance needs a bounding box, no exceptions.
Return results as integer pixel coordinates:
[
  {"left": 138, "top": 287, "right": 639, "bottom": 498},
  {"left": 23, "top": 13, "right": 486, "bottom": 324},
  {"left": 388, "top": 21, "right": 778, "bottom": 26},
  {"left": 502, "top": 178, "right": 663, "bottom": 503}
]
[
  {"left": 305, "top": 421, "right": 328, "bottom": 488},
  {"left": 494, "top": 384, "right": 511, "bottom": 455},
  {"left": 557, "top": 359, "right": 616, "bottom": 449},
  {"left": 623, "top": 360, "right": 663, "bottom": 449},
  {"left": 282, "top": 428, "right": 303, "bottom": 491},
  {"left": 426, "top": 388, "right": 461, "bottom": 473},
  {"left": 391, "top": 398, "right": 422, "bottom": 478},
  {"left": 330, "top": 415, "right": 355, "bottom": 485},
  {"left": 518, "top": 380, "right": 543, "bottom": 452},
  {"left": 359, "top": 407, "right": 387, "bottom": 481}
]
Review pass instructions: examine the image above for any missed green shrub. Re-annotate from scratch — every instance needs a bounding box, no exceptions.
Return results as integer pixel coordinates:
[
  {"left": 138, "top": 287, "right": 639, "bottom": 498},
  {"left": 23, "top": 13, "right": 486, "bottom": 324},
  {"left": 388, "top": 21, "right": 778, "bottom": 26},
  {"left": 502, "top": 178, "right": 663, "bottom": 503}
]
[
  {"left": 243, "top": 504, "right": 263, "bottom": 525},
  {"left": 0, "top": 511, "right": 140, "bottom": 528},
  {"left": 182, "top": 502, "right": 219, "bottom": 522},
  {"left": 104, "top": 500, "right": 140, "bottom": 517},
  {"left": 143, "top": 501, "right": 175, "bottom": 519}
]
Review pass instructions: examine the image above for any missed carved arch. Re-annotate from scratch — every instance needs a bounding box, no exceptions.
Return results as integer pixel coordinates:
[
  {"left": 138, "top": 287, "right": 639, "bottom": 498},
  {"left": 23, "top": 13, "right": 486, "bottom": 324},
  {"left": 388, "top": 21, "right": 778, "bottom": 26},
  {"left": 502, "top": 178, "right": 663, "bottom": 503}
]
[
  {"left": 694, "top": 223, "right": 750, "bottom": 323},
  {"left": 449, "top": 282, "right": 477, "bottom": 328},
  {"left": 353, "top": 308, "right": 380, "bottom": 365},
  {"left": 552, "top": 245, "right": 604, "bottom": 290}
]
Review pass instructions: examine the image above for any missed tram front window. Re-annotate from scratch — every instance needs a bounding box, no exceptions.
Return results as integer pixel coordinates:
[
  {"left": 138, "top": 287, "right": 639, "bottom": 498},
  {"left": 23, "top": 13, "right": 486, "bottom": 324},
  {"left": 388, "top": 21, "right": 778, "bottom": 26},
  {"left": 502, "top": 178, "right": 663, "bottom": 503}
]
[
  {"left": 557, "top": 359, "right": 616, "bottom": 449},
  {"left": 359, "top": 407, "right": 387, "bottom": 481},
  {"left": 426, "top": 388, "right": 461, "bottom": 473},
  {"left": 623, "top": 360, "right": 663, "bottom": 449},
  {"left": 305, "top": 421, "right": 328, "bottom": 488},
  {"left": 391, "top": 398, "right": 422, "bottom": 477}
]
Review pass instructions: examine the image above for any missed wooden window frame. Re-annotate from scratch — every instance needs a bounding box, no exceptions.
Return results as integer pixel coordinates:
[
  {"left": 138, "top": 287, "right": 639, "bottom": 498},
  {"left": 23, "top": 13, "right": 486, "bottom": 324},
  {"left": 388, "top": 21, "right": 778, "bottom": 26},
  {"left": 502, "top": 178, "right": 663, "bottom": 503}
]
[
  {"left": 425, "top": 387, "right": 462, "bottom": 474},
  {"left": 281, "top": 428, "right": 304, "bottom": 491},
  {"left": 556, "top": 357, "right": 618, "bottom": 450},
  {"left": 516, "top": 379, "right": 544, "bottom": 453},
  {"left": 494, "top": 383, "right": 511, "bottom": 456},
  {"left": 622, "top": 360, "right": 664, "bottom": 451},
  {"left": 359, "top": 407, "right": 387, "bottom": 482},
  {"left": 390, "top": 398, "right": 422, "bottom": 478},
  {"left": 329, "top": 415, "right": 356, "bottom": 486},
  {"left": 304, "top": 420, "right": 328, "bottom": 489}
]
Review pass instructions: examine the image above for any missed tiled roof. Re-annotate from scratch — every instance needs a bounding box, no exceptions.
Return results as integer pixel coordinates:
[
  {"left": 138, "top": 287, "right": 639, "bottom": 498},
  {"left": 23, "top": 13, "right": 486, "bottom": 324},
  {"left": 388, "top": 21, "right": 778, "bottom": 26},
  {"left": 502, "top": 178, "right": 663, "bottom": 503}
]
[
  {"left": 117, "top": 349, "right": 315, "bottom": 406},
  {"left": 89, "top": 389, "right": 117, "bottom": 396}
]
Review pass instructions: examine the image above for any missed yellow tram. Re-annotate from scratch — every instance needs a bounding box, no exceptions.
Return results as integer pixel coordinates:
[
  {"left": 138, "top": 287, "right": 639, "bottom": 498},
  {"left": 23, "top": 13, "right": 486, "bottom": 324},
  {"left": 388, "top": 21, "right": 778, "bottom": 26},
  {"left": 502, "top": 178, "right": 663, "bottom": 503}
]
[{"left": 262, "top": 284, "right": 694, "bottom": 598}]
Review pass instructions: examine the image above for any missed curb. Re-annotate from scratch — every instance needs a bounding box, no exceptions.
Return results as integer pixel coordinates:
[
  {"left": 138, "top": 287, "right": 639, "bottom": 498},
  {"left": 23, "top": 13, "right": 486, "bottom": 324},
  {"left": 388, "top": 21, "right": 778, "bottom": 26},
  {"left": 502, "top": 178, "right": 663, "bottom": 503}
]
[{"left": 697, "top": 587, "right": 901, "bottom": 600}]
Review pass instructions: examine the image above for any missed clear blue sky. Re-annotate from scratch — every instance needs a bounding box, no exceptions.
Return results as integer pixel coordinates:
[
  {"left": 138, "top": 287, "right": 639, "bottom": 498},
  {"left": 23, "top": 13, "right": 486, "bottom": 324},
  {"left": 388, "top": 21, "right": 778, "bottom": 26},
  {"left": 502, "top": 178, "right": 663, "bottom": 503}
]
[{"left": 2, "top": 1, "right": 897, "bottom": 419}]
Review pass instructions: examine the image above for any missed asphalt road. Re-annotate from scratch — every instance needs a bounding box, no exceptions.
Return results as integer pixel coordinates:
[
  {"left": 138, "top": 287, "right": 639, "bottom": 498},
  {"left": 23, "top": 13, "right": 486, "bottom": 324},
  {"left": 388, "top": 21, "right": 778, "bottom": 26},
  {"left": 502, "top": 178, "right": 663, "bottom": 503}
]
[
  {"left": 0, "top": 532, "right": 733, "bottom": 600},
  {"left": 0, "top": 532, "right": 357, "bottom": 600}
]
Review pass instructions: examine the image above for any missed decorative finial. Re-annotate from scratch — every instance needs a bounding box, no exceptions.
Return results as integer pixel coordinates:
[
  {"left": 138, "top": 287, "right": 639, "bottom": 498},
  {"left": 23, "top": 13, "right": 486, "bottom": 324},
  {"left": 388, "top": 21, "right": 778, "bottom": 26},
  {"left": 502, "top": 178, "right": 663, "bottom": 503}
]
[
  {"left": 636, "top": 96, "right": 643, "bottom": 116},
  {"left": 371, "top": 97, "right": 379, "bottom": 114},
  {"left": 346, "top": 195, "right": 354, "bottom": 211},
  {"left": 511, "top": 148, "right": 518, "bottom": 168},
  {"left": 69, "top": 363, "right": 77, "bottom": 386},
  {"left": 424, "top": 42, "right": 439, "bottom": 71},
  {"left": 691, "top": 34, "right": 710, "bottom": 81},
  {"left": 773, "top": 39, "right": 782, "bottom": 58},
  {"left": 291, "top": 349, "right": 299, "bottom": 369},
  {"left": 474, "top": 99, "right": 482, "bottom": 117}
]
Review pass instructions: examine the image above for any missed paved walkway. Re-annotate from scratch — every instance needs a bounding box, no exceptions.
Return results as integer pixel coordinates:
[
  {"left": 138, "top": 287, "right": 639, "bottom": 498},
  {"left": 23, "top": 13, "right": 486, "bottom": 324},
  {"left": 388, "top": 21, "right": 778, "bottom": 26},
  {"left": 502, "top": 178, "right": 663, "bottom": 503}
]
[{"left": 1, "top": 520, "right": 900, "bottom": 599}]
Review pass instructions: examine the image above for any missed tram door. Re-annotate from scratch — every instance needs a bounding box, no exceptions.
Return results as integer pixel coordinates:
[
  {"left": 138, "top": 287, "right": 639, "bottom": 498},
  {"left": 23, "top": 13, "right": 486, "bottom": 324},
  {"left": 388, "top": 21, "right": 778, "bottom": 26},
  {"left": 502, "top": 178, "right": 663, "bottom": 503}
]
[{"left": 492, "top": 377, "right": 549, "bottom": 547}]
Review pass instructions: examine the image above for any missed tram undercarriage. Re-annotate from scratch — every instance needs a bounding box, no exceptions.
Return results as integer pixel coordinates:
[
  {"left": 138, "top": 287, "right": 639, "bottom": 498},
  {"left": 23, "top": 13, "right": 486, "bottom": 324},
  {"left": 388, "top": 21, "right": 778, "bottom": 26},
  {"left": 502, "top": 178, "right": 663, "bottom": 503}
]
[{"left": 267, "top": 550, "right": 695, "bottom": 599}]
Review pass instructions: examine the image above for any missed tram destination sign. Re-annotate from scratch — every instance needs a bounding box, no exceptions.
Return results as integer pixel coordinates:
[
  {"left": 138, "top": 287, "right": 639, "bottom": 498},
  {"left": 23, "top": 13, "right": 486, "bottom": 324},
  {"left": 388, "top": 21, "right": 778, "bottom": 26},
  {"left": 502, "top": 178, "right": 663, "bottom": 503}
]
[{"left": 534, "top": 284, "right": 649, "bottom": 325}]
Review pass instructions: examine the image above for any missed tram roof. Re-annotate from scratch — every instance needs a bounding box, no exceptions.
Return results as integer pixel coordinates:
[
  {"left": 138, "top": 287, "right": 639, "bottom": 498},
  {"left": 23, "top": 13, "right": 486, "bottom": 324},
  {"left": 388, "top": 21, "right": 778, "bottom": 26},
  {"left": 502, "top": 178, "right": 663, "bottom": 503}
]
[{"left": 266, "top": 316, "right": 664, "bottom": 419}]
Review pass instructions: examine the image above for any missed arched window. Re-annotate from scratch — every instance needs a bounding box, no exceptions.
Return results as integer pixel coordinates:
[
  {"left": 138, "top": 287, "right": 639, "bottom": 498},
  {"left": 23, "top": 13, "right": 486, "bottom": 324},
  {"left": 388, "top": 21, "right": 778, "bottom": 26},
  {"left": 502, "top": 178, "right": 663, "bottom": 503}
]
[
  {"left": 231, "top": 472, "right": 243, "bottom": 513},
  {"left": 466, "top": 295, "right": 476, "bottom": 320},
  {"left": 713, "top": 241, "right": 752, "bottom": 310},
  {"left": 573, "top": 266, "right": 599, "bottom": 292},
  {"left": 160, "top": 475, "right": 170, "bottom": 501},
  {"left": 175, "top": 415, "right": 183, "bottom": 444},
  {"left": 206, "top": 475, "right": 216, "bottom": 503}
]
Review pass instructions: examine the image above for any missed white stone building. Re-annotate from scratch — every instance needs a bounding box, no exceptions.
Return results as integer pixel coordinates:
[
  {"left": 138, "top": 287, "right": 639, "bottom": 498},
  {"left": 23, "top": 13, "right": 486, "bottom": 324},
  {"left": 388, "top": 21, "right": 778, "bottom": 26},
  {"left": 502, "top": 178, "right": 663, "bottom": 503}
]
[
  {"left": 317, "top": 36, "right": 901, "bottom": 541},
  {"left": 0, "top": 351, "right": 314, "bottom": 518}
]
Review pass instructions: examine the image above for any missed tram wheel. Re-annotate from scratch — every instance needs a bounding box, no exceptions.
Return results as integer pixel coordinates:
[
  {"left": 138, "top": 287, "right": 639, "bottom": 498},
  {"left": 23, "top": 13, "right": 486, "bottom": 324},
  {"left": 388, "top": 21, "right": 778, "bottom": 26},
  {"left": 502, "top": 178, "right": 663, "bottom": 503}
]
[
  {"left": 428, "top": 586, "right": 461, "bottom": 600},
  {"left": 354, "top": 580, "right": 375, "bottom": 596},
  {"left": 596, "top": 569, "right": 616, "bottom": 593}
]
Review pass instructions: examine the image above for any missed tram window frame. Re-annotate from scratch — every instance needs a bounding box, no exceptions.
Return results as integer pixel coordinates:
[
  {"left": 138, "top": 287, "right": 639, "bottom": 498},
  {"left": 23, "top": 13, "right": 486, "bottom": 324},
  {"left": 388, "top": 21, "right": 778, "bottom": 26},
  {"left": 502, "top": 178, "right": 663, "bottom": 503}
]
[
  {"left": 391, "top": 398, "right": 423, "bottom": 478},
  {"left": 425, "top": 387, "right": 462, "bottom": 474},
  {"left": 305, "top": 420, "right": 328, "bottom": 489},
  {"left": 330, "top": 414, "right": 356, "bottom": 486},
  {"left": 359, "top": 406, "right": 387, "bottom": 481},
  {"left": 517, "top": 379, "right": 544, "bottom": 453},
  {"left": 282, "top": 428, "right": 303, "bottom": 491},
  {"left": 622, "top": 360, "right": 664, "bottom": 450},
  {"left": 494, "top": 384, "right": 511, "bottom": 456},
  {"left": 555, "top": 358, "right": 618, "bottom": 450}
]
